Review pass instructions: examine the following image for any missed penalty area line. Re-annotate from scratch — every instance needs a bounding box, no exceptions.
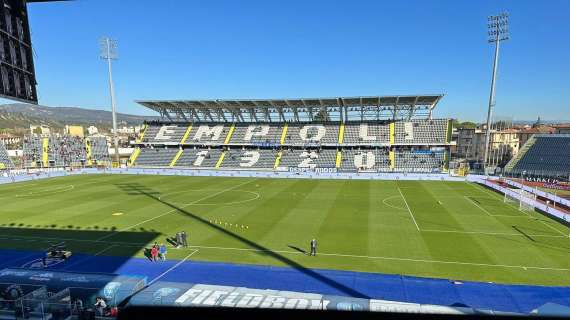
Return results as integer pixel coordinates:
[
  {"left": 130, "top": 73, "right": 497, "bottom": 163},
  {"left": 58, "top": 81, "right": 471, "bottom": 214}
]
[
  {"left": 536, "top": 219, "right": 569, "bottom": 238},
  {"left": 464, "top": 195, "right": 493, "bottom": 217}
]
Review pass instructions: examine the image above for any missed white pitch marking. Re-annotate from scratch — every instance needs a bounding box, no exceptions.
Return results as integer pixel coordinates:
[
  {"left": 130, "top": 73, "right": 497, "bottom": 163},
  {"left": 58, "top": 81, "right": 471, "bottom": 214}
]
[
  {"left": 92, "top": 244, "right": 117, "bottom": 256},
  {"left": 381, "top": 195, "right": 408, "bottom": 211},
  {"left": 464, "top": 195, "right": 493, "bottom": 217},
  {"left": 536, "top": 219, "right": 569, "bottom": 237},
  {"left": 184, "top": 245, "right": 570, "bottom": 272},
  {"left": 63, "top": 245, "right": 117, "bottom": 269},
  {"left": 397, "top": 186, "right": 420, "bottom": 231},
  {"left": 468, "top": 182, "right": 522, "bottom": 212},
  {"left": 421, "top": 228, "right": 565, "bottom": 238},
  {"left": 2, "top": 235, "right": 569, "bottom": 272},
  {"left": 147, "top": 249, "right": 199, "bottom": 286},
  {"left": 96, "top": 179, "right": 256, "bottom": 241},
  {"left": 16, "top": 185, "right": 74, "bottom": 197},
  {"left": 159, "top": 189, "right": 261, "bottom": 206}
]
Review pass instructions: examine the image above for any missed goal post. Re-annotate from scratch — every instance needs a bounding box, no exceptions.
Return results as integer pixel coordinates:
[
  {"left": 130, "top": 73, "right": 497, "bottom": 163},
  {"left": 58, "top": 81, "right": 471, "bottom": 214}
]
[{"left": 504, "top": 188, "right": 535, "bottom": 212}]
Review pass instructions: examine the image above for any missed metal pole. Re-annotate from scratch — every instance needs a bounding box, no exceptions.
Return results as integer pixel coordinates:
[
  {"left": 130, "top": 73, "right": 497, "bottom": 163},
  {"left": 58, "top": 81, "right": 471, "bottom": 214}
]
[
  {"left": 103, "top": 38, "right": 120, "bottom": 166},
  {"left": 483, "top": 12, "right": 509, "bottom": 175},
  {"left": 483, "top": 34, "right": 500, "bottom": 175}
]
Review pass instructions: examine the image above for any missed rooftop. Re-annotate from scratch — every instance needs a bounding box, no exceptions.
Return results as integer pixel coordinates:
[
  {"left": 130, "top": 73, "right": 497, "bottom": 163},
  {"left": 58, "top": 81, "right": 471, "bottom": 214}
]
[{"left": 137, "top": 94, "right": 444, "bottom": 122}]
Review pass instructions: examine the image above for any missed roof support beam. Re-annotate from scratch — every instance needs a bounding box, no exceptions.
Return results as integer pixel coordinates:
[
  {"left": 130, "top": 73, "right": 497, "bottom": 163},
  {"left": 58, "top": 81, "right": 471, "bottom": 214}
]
[
  {"left": 248, "top": 108, "right": 258, "bottom": 122},
  {"left": 360, "top": 97, "right": 364, "bottom": 122},
  {"left": 136, "top": 95, "right": 445, "bottom": 123}
]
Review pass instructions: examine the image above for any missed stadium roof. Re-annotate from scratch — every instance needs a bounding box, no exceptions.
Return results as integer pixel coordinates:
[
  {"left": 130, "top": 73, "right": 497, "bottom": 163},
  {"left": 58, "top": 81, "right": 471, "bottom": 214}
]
[{"left": 137, "top": 94, "right": 444, "bottom": 122}]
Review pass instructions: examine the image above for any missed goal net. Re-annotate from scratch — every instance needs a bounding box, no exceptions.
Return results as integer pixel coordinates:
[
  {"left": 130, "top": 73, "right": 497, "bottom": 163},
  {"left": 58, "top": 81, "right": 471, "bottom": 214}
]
[{"left": 504, "top": 189, "right": 535, "bottom": 212}]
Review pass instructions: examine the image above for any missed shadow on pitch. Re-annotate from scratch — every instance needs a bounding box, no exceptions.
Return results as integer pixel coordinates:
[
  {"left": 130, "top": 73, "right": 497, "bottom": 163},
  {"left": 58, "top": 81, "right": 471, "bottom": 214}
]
[
  {"left": 288, "top": 245, "right": 308, "bottom": 255},
  {"left": 114, "top": 182, "right": 370, "bottom": 299},
  {"left": 0, "top": 225, "right": 161, "bottom": 272},
  {"left": 511, "top": 226, "right": 535, "bottom": 242}
]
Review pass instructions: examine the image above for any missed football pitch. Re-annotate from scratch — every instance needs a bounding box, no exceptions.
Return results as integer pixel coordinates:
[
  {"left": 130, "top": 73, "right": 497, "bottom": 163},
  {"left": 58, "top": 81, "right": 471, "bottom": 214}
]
[{"left": 1, "top": 174, "right": 569, "bottom": 286}]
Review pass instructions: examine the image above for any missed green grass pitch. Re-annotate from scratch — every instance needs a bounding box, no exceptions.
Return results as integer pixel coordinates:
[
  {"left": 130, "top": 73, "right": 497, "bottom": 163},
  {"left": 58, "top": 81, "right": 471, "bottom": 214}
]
[{"left": 1, "top": 174, "right": 569, "bottom": 286}]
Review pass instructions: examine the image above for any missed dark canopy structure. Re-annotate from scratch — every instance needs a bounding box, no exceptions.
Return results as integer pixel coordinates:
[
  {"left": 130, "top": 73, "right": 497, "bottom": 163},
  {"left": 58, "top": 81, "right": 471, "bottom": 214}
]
[{"left": 0, "top": 0, "right": 68, "bottom": 104}]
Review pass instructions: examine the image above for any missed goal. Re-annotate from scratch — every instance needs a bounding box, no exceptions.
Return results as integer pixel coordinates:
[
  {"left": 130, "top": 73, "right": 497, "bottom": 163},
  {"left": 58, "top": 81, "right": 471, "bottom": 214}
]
[{"left": 504, "top": 189, "right": 535, "bottom": 212}]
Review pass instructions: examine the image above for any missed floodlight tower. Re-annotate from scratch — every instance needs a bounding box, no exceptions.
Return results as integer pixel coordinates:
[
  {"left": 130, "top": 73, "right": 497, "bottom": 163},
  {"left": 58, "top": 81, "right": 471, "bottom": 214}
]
[
  {"left": 100, "top": 37, "right": 120, "bottom": 166},
  {"left": 483, "top": 12, "right": 509, "bottom": 174}
]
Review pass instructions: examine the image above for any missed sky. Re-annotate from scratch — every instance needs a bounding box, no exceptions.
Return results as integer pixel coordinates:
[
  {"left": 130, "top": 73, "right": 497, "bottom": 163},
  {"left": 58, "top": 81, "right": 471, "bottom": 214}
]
[{"left": 10, "top": 0, "right": 570, "bottom": 122}]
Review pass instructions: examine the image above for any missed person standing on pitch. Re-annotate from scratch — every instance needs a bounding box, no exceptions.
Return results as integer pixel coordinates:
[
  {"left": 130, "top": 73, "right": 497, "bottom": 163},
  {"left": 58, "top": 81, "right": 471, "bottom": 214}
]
[
  {"left": 310, "top": 238, "right": 317, "bottom": 256},
  {"left": 182, "top": 231, "right": 188, "bottom": 247},
  {"left": 159, "top": 243, "right": 167, "bottom": 261},
  {"left": 175, "top": 232, "right": 182, "bottom": 248}
]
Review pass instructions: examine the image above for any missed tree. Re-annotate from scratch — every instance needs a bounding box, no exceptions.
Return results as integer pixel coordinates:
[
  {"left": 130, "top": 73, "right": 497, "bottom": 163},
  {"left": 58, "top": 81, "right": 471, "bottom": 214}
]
[{"left": 453, "top": 120, "right": 477, "bottom": 129}]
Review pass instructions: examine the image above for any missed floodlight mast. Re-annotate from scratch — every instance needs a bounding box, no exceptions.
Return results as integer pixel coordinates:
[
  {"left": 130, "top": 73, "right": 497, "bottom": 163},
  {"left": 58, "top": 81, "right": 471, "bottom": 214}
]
[
  {"left": 100, "top": 37, "right": 120, "bottom": 166},
  {"left": 483, "top": 12, "right": 509, "bottom": 174}
]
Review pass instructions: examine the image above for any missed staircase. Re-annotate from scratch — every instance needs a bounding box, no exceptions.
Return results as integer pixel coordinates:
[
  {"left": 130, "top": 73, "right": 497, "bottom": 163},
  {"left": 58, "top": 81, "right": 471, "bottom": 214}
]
[{"left": 505, "top": 136, "right": 537, "bottom": 172}]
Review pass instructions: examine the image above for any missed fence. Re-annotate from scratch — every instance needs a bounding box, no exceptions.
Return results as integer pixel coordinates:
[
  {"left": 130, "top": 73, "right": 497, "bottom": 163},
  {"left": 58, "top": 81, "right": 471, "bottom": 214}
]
[
  {"left": 501, "top": 179, "right": 570, "bottom": 209},
  {"left": 476, "top": 178, "right": 570, "bottom": 223}
]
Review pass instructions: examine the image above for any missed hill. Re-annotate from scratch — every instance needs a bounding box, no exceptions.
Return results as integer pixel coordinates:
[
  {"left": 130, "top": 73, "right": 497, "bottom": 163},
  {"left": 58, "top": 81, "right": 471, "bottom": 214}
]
[{"left": 0, "top": 103, "right": 157, "bottom": 130}]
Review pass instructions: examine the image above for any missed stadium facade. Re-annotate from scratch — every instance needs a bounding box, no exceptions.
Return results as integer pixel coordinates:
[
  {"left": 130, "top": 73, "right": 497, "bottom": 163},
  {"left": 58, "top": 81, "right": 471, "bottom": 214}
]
[{"left": 130, "top": 95, "right": 452, "bottom": 174}]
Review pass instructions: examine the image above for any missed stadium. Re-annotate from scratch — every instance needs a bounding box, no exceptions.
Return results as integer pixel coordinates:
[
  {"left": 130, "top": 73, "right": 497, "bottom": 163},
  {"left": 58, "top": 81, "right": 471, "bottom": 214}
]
[
  {"left": 1, "top": 1, "right": 570, "bottom": 319},
  {"left": 1, "top": 93, "right": 570, "bottom": 318}
]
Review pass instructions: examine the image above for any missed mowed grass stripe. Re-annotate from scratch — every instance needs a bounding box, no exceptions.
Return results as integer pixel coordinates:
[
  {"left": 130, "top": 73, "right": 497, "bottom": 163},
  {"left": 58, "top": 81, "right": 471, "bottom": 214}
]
[
  {"left": 369, "top": 181, "right": 429, "bottom": 274},
  {"left": 370, "top": 182, "right": 436, "bottom": 274},
  {"left": 4, "top": 175, "right": 165, "bottom": 230},
  {"left": 2, "top": 175, "right": 570, "bottom": 286},
  {"left": 100, "top": 177, "right": 257, "bottom": 242},
  {"left": 407, "top": 181, "right": 502, "bottom": 267},
  {"left": 438, "top": 183, "right": 570, "bottom": 273}
]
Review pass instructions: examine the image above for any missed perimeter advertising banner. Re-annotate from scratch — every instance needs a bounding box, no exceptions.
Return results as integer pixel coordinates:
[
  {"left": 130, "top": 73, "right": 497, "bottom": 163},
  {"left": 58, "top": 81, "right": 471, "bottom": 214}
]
[{"left": 126, "top": 281, "right": 489, "bottom": 314}]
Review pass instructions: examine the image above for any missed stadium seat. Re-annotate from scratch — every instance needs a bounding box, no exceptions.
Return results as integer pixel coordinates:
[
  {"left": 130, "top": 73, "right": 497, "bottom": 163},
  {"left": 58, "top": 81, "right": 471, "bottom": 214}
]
[
  {"left": 23, "top": 136, "right": 43, "bottom": 167},
  {"left": 88, "top": 136, "right": 111, "bottom": 164},
  {"left": 229, "top": 123, "right": 284, "bottom": 146},
  {"left": 342, "top": 122, "right": 391, "bottom": 145},
  {"left": 0, "top": 142, "right": 14, "bottom": 169},
  {"left": 131, "top": 119, "right": 450, "bottom": 173},
  {"left": 508, "top": 134, "right": 570, "bottom": 178},
  {"left": 278, "top": 149, "right": 337, "bottom": 169},
  {"left": 394, "top": 148, "right": 445, "bottom": 173},
  {"left": 142, "top": 123, "right": 190, "bottom": 144},
  {"left": 221, "top": 148, "right": 278, "bottom": 169},
  {"left": 283, "top": 123, "right": 340, "bottom": 146},
  {"left": 340, "top": 148, "right": 391, "bottom": 172},
  {"left": 135, "top": 147, "right": 180, "bottom": 167},
  {"left": 394, "top": 119, "right": 447, "bottom": 144},
  {"left": 174, "top": 148, "right": 224, "bottom": 168}
]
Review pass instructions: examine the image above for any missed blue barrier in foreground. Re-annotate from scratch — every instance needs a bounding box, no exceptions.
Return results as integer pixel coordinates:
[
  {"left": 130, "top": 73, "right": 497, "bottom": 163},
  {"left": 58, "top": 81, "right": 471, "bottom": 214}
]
[{"left": 1, "top": 248, "right": 569, "bottom": 313}]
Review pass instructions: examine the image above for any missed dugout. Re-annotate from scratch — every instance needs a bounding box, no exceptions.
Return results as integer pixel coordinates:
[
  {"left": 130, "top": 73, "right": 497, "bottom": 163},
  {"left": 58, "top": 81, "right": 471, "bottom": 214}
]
[{"left": 0, "top": 268, "right": 146, "bottom": 308}]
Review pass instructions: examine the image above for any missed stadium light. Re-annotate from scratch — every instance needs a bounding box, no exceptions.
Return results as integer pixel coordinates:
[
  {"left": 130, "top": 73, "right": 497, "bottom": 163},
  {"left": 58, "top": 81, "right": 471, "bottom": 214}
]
[
  {"left": 99, "top": 37, "right": 120, "bottom": 166},
  {"left": 483, "top": 12, "right": 509, "bottom": 174}
]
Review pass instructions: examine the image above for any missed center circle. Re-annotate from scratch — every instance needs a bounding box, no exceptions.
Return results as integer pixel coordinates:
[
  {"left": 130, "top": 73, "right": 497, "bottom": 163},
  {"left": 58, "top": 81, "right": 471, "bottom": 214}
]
[
  {"left": 159, "top": 189, "right": 260, "bottom": 206},
  {"left": 382, "top": 195, "right": 407, "bottom": 211}
]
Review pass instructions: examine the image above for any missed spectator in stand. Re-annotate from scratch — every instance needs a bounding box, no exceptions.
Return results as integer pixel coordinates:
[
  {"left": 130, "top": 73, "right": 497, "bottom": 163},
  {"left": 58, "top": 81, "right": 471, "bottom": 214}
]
[{"left": 94, "top": 297, "right": 107, "bottom": 316}]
